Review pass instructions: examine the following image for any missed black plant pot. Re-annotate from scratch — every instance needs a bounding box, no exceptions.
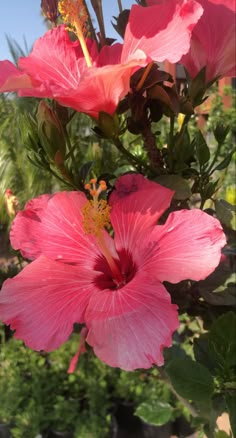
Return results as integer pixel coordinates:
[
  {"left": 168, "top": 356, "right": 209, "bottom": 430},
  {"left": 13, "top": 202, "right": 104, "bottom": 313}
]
[
  {"left": 45, "top": 430, "right": 73, "bottom": 438},
  {"left": 112, "top": 403, "right": 195, "bottom": 438},
  {"left": 0, "top": 424, "right": 12, "bottom": 438}
]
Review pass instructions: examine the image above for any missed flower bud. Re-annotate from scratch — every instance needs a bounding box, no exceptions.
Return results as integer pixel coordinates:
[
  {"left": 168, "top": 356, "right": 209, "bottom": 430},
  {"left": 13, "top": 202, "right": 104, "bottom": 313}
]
[
  {"left": 41, "top": 0, "right": 59, "bottom": 24},
  {"left": 37, "top": 101, "right": 67, "bottom": 162},
  {"left": 97, "top": 112, "right": 120, "bottom": 139}
]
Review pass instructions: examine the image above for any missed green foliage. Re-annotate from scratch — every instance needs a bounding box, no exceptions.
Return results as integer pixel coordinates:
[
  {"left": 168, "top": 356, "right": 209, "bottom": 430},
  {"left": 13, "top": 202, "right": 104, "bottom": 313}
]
[
  {"left": 0, "top": 333, "right": 179, "bottom": 437},
  {"left": 135, "top": 401, "right": 173, "bottom": 426},
  {"left": 0, "top": 95, "right": 56, "bottom": 225}
]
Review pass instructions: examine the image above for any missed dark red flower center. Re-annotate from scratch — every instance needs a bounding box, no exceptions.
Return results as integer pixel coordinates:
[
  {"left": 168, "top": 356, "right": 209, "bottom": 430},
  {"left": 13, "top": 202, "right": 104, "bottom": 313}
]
[{"left": 93, "top": 249, "right": 137, "bottom": 291}]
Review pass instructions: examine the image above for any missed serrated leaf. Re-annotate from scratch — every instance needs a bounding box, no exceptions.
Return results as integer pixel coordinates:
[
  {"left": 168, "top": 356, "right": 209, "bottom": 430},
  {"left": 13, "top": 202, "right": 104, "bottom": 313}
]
[
  {"left": 135, "top": 401, "right": 173, "bottom": 426},
  {"left": 165, "top": 358, "right": 214, "bottom": 402},
  {"left": 155, "top": 175, "right": 191, "bottom": 200}
]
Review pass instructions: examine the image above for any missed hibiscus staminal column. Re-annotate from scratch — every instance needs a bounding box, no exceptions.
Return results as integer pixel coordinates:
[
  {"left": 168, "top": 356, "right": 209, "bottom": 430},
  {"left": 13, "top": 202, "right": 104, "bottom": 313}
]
[
  {"left": 58, "top": 0, "right": 92, "bottom": 67},
  {"left": 83, "top": 179, "right": 124, "bottom": 286}
]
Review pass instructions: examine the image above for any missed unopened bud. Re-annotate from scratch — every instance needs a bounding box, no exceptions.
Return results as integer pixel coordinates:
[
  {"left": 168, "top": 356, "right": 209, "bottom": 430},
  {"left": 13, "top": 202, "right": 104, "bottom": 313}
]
[
  {"left": 41, "top": 0, "right": 59, "bottom": 24},
  {"left": 37, "top": 101, "right": 66, "bottom": 162},
  {"left": 97, "top": 112, "right": 120, "bottom": 139}
]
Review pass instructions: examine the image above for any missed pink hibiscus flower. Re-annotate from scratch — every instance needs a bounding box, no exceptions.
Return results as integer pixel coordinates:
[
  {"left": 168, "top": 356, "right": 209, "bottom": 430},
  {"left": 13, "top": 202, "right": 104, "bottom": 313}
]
[
  {"left": 0, "top": 0, "right": 203, "bottom": 118},
  {"left": 0, "top": 174, "right": 226, "bottom": 371},
  {"left": 181, "top": 0, "right": 236, "bottom": 82}
]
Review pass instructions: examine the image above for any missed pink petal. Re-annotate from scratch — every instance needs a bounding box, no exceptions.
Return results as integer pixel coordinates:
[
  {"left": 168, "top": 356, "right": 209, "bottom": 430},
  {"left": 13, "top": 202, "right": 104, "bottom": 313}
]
[
  {"left": 0, "top": 256, "right": 97, "bottom": 351},
  {"left": 85, "top": 272, "right": 179, "bottom": 370},
  {"left": 122, "top": 0, "right": 203, "bottom": 63},
  {"left": 0, "top": 60, "right": 33, "bottom": 93},
  {"left": 55, "top": 58, "right": 146, "bottom": 118},
  {"left": 143, "top": 209, "right": 226, "bottom": 283},
  {"left": 18, "top": 25, "right": 97, "bottom": 94},
  {"left": 39, "top": 191, "right": 114, "bottom": 267},
  {"left": 0, "top": 26, "right": 98, "bottom": 101},
  {"left": 10, "top": 194, "right": 52, "bottom": 260},
  {"left": 109, "top": 174, "right": 173, "bottom": 256},
  {"left": 181, "top": 0, "right": 236, "bottom": 81},
  {"left": 208, "top": 0, "right": 235, "bottom": 12}
]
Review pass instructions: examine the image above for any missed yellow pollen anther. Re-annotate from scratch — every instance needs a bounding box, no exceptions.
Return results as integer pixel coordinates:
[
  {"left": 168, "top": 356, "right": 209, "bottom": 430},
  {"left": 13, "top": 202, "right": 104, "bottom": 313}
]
[
  {"left": 82, "top": 198, "right": 111, "bottom": 236},
  {"left": 58, "top": 0, "right": 92, "bottom": 67},
  {"left": 83, "top": 178, "right": 123, "bottom": 284},
  {"left": 83, "top": 179, "right": 110, "bottom": 235}
]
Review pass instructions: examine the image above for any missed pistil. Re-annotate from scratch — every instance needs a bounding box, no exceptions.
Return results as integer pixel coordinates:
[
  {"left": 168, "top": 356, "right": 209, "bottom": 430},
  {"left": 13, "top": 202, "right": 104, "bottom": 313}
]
[{"left": 83, "top": 179, "right": 124, "bottom": 285}]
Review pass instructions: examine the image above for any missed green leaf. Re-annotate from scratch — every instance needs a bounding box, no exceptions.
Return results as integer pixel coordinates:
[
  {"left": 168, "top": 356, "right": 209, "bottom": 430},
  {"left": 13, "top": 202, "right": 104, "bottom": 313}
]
[
  {"left": 155, "top": 175, "right": 191, "bottom": 200},
  {"left": 193, "top": 130, "right": 210, "bottom": 167},
  {"left": 194, "top": 335, "right": 216, "bottom": 374},
  {"left": 165, "top": 358, "right": 214, "bottom": 402},
  {"left": 135, "top": 400, "right": 173, "bottom": 426},
  {"left": 213, "top": 151, "right": 235, "bottom": 171},
  {"left": 214, "top": 124, "right": 230, "bottom": 144},
  {"left": 214, "top": 431, "right": 231, "bottom": 438},
  {"left": 215, "top": 199, "right": 236, "bottom": 230},
  {"left": 78, "top": 161, "right": 94, "bottom": 184},
  {"left": 208, "top": 312, "right": 236, "bottom": 371}
]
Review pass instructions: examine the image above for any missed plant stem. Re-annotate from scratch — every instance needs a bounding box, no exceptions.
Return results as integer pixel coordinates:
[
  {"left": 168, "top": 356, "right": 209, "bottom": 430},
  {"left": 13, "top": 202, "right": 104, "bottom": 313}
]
[
  {"left": 63, "top": 126, "right": 77, "bottom": 168},
  {"left": 83, "top": 0, "right": 98, "bottom": 46},
  {"left": 142, "top": 126, "right": 162, "bottom": 174},
  {"left": 158, "top": 368, "right": 198, "bottom": 418},
  {"left": 168, "top": 115, "right": 175, "bottom": 172},
  {"left": 113, "top": 137, "right": 146, "bottom": 171},
  {"left": 117, "top": 0, "right": 123, "bottom": 13},
  {"left": 207, "top": 141, "right": 223, "bottom": 175}
]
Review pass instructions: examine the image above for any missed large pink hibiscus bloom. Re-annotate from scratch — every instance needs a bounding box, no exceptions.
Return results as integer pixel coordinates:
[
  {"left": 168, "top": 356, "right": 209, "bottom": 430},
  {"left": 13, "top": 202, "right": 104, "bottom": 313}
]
[
  {"left": 0, "top": 174, "right": 226, "bottom": 371},
  {"left": 0, "top": 0, "right": 203, "bottom": 118},
  {"left": 181, "top": 0, "right": 236, "bottom": 82}
]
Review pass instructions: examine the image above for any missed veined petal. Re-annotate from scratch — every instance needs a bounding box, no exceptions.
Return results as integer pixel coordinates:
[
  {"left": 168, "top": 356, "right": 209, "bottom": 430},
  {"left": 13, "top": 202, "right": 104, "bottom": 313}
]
[
  {"left": 18, "top": 25, "right": 97, "bottom": 92},
  {"left": 39, "top": 191, "right": 109, "bottom": 266},
  {"left": 142, "top": 209, "right": 226, "bottom": 283},
  {"left": 181, "top": 0, "right": 236, "bottom": 81},
  {"left": 0, "top": 60, "right": 33, "bottom": 93},
  {"left": 85, "top": 272, "right": 179, "bottom": 370},
  {"left": 10, "top": 194, "right": 52, "bottom": 260},
  {"left": 0, "top": 26, "right": 98, "bottom": 100},
  {"left": 110, "top": 174, "right": 173, "bottom": 256},
  {"left": 0, "top": 256, "right": 97, "bottom": 351},
  {"left": 55, "top": 58, "right": 146, "bottom": 119},
  {"left": 122, "top": 0, "right": 203, "bottom": 63}
]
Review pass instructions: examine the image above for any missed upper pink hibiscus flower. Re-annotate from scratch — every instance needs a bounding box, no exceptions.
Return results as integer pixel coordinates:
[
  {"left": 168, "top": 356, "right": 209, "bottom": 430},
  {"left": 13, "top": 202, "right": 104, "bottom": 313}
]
[
  {"left": 0, "top": 0, "right": 203, "bottom": 118},
  {"left": 0, "top": 174, "right": 226, "bottom": 371},
  {"left": 181, "top": 0, "right": 236, "bottom": 82}
]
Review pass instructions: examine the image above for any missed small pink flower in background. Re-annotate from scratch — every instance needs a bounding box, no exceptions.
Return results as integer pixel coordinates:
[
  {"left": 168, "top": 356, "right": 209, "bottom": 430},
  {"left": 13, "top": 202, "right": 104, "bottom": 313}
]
[
  {"left": 0, "top": 0, "right": 203, "bottom": 118},
  {"left": 181, "top": 0, "right": 236, "bottom": 82},
  {"left": 0, "top": 174, "right": 226, "bottom": 371}
]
